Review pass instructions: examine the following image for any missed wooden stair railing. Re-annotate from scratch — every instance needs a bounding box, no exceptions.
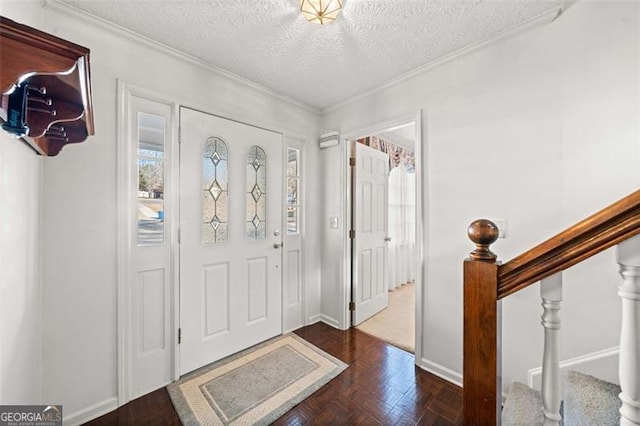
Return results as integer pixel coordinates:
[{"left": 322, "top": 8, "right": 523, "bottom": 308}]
[{"left": 463, "top": 188, "right": 640, "bottom": 425}]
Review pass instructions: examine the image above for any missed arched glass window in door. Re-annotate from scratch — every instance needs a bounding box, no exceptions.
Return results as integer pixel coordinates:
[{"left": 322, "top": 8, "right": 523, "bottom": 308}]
[
  {"left": 246, "top": 145, "right": 267, "bottom": 240},
  {"left": 202, "top": 137, "right": 228, "bottom": 243}
]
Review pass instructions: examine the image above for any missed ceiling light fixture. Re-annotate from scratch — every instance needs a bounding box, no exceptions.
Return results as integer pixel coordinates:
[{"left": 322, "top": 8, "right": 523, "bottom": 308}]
[{"left": 300, "top": 0, "right": 343, "bottom": 25}]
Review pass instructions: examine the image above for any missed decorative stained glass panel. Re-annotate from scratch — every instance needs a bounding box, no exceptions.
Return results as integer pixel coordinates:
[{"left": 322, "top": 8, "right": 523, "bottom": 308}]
[
  {"left": 246, "top": 146, "right": 267, "bottom": 240},
  {"left": 202, "top": 137, "right": 229, "bottom": 243}
]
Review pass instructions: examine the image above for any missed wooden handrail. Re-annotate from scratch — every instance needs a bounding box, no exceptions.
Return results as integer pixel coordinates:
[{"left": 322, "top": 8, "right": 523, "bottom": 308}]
[
  {"left": 498, "top": 189, "right": 640, "bottom": 299},
  {"left": 463, "top": 188, "right": 640, "bottom": 425}
]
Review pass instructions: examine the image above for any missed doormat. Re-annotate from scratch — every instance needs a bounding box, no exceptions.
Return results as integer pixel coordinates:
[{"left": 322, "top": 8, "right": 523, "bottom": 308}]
[{"left": 167, "top": 334, "right": 347, "bottom": 425}]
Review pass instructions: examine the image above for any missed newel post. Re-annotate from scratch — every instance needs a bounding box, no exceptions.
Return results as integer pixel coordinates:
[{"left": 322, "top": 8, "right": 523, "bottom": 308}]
[{"left": 464, "top": 219, "right": 501, "bottom": 426}]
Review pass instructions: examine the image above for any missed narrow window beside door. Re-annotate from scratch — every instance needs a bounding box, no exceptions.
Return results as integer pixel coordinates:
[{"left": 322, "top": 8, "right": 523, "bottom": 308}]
[
  {"left": 202, "top": 137, "right": 229, "bottom": 244},
  {"left": 137, "top": 112, "right": 166, "bottom": 246},
  {"left": 287, "top": 147, "right": 300, "bottom": 235}
]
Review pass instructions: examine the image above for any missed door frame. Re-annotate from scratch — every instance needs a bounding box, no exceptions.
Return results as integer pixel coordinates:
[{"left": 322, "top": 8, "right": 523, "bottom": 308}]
[
  {"left": 340, "top": 111, "right": 424, "bottom": 364},
  {"left": 117, "top": 82, "right": 299, "bottom": 406}
]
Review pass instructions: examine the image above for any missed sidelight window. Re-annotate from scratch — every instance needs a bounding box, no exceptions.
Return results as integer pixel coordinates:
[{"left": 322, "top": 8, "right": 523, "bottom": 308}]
[
  {"left": 287, "top": 148, "right": 300, "bottom": 235},
  {"left": 137, "top": 112, "right": 166, "bottom": 246}
]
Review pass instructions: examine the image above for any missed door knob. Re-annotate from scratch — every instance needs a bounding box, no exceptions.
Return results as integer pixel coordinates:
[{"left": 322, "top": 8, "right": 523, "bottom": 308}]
[
  {"left": 385, "top": 237, "right": 392, "bottom": 242},
  {"left": 273, "top": 242, "right": 284, "bottom": 249}
]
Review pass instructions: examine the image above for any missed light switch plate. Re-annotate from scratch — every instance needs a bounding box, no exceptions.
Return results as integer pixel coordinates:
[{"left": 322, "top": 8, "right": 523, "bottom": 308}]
[
  {"left": 329, "top": 217, "right": 339, "bottom": 229},
  {"left": 493, "top": 219, "right": 507, "bottom": 238}
]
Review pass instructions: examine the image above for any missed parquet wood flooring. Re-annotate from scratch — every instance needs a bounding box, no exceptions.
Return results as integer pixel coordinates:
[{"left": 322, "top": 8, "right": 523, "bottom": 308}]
[{"left": 85, "top": 322, "right": 462, "bottom": 425}]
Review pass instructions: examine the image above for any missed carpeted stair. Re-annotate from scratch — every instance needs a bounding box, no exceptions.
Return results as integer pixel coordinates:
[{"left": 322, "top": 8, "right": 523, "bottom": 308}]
[{"left": 502, "top": 371, "right": 621, "bottom": 425}]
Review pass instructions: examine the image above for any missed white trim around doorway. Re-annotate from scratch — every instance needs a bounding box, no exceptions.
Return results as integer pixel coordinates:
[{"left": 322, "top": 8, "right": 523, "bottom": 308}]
[{"left": 339, "top": 111, "right": 425, "bottom": 365}]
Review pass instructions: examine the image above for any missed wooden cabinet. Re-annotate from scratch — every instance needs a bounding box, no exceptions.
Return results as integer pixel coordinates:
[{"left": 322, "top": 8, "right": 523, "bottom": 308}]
[{"left": 0, "top": 16, "right": 94, "bottom": 156}]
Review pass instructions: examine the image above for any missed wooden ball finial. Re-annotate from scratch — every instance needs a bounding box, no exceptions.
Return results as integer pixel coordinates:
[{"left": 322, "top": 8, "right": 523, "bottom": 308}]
[{"left": 468, "top": 219, "right": 499, "bottom": 261}]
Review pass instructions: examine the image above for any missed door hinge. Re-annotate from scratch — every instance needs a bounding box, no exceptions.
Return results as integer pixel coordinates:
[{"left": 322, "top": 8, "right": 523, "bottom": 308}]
[
  {"left": 177, "top": 228, "right": 181, "bottom": 244},
  {"left": 178, "top": 328, "right": 182, "bottom": 344},
  {"left": 349, "top": 229, "right": 355, "bottom": 239},
  {"left": 178, "top": 126, "right": 182, "bottom": 144},
  {"left": 349, "top": 157, "right": 356, "bottom": 167},
  {"left": 349, "top": 302, "right": 356, "bottom": 311}
]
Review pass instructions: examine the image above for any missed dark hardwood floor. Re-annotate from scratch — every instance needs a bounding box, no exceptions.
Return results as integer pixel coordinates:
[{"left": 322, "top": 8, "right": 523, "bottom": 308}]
[{"left": 85, "top": 322, "right": 462, "bottom": 425}]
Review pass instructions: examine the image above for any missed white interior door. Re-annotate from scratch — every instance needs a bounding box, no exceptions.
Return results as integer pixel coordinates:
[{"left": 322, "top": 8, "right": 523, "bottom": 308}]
[
  {"left": 352, "top": 141, "right": 389, "bottom": 325},
  {"left": 179, "top": 107, "right": 283, "bottom": 375}
]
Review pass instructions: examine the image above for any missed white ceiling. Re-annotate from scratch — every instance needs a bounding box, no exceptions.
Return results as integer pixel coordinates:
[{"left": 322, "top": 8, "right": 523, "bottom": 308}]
[{"left": 56, "top": 0, "right": 562, "bottom": 110}]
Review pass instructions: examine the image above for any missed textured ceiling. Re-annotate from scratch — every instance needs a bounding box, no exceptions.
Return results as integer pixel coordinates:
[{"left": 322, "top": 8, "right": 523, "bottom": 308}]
[{"left": 55, "top": 0, "right": 561, "bottom": 110}]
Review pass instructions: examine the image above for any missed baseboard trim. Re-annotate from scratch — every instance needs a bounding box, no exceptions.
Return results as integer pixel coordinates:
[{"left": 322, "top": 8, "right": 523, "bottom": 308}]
[
  {"left": 306, "top": 314, "right": 322, "bottom": 326},
  {"left": 527, "top": 346, "right": 620, "bottom": 388},
  {"left": 65, "top": 397, "right": 118, "bottom": 426},
  {"left": 318, "top": 314, "right": 341, "bottom": 329},
  {"left": 420, "top": 358, "right": 463, "bottom": 388}
]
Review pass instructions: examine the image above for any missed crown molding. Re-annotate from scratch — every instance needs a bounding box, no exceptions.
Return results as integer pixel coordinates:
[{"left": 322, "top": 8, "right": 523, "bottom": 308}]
[
  {"left": 40, "top": 0, "right": 565, "bottom": 117},
  {"left": 323, "top": 5, "right": 563, "bottom": 115},
  {"left": 41, "top": 0, "right": 322, "bottom": 115}
]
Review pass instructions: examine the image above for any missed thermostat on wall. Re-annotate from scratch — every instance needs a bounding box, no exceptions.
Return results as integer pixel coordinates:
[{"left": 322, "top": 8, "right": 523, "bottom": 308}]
[{"left": 319, "top": 131, "right": 340, "bottom": 148}]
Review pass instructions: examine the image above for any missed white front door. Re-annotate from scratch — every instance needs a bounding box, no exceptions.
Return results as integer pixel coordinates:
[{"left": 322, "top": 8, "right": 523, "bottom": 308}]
[
  {"left": 352, "top": 141, "right": 389, "bottom": 325},
  {"left": 179, "top": 107, "right": 283, "bottom": 375}
]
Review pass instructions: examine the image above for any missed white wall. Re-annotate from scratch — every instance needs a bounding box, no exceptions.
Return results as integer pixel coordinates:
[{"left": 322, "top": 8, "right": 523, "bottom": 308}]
[
  {"left": 322, "top": 0, "right": 640, "bottom": 389},
  {"left": 0, "top": 133, "right": 43, "bottom": 405},
  {"left": 1, "top": 1, "right": 321, "bottom": 421},
  {"left": 0, "top": 4, "right": 45, "bottom": 407},
  {"left": 319, "top": 143, "right": 347, "bottom": 327}
]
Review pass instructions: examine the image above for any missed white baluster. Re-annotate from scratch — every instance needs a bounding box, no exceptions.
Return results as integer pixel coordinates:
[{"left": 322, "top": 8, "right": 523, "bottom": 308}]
[
  {"left": 617, "top": 235, "right": 640, "bottom": 426},
  {"left": 541, "top": 272, "right": 563, "bottom": 425}
]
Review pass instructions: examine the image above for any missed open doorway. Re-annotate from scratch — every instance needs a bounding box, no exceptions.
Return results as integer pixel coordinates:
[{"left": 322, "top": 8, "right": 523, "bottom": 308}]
[{"left": 346, "top": 120, "right": 419, "bottom": 355}]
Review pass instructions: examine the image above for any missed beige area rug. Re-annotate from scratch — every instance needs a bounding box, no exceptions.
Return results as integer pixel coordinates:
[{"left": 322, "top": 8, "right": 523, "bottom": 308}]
[
  {"left": 357, "top": 282, "right": 415, "bottom": 353},
  {"left": 167, "top": 334, "right": 347, "bottom": 426}
]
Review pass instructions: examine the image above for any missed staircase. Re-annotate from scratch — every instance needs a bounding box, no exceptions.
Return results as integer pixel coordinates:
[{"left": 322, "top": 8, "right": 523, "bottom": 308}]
[
  {"left": 502, "top": 371, "right": 622, "bottom": 425},
  {"left": 462, "top": 189, "right": 640, "bottom": 425}
]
